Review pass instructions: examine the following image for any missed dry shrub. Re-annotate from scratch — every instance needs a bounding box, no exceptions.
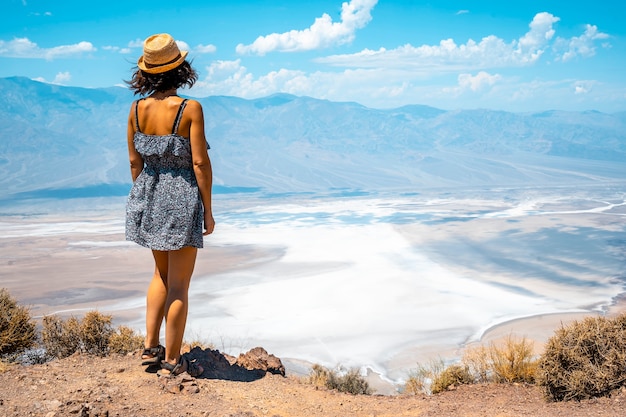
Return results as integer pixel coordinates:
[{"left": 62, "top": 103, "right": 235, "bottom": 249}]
[
  {"left": 537, "top": 314, "right": 626, "bottom": 402},
  {"left": 327, "top": 368, "right": 371, "bottom": 395},
  {"left": 41, "top": 315, "right": 82, "bottom": 359},
  {"left": 308, "top": 364, "right": 371, "bottom": 395},
  {"left": 80, "top": 311, "right": 113, "bottom": 356},
  {"left": 108, "top": 325, "right": 144, "bottom": 355},
  {"left": 489, "top": 335, "right": 536, "bottom": 383},
  {"left": 431, "top": 364, "right": 473, "bottom": 394},
  {"left": 308, "top": 364, "right": 331, "bottom": 389},
  {"left": 0, "top": 288, "right": 36, "bottom": 357},
  {"left": 42, "top": 311, "right": 114, "bottom": 358}
]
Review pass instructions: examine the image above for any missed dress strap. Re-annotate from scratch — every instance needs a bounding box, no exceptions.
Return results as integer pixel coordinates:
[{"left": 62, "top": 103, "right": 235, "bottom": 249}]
[
  {"left": 172, "top": 99, "right": 188, "bottom": 134},
  {"left": 134, "top": 99, "right": 143, "bottom": 133}
]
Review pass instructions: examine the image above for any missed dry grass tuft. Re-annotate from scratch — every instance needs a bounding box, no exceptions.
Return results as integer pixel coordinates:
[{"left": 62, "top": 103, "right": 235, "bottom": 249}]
[
  {"left": 307, "top": 364, "right": 371, "bottom": 395},
  {"left": 108, "top": 325, "right": 144, "bottom": 355},
  {"left": 488, "top": 335, "right": 536, "bottom": 383},
  {"left": 406, "top": 359, "right": 446, "bottom": 395},
  {"left": 407, "top": 335, "right": 537, "bottom": 395},
  {"left": 431, "top": 364, "right": 473, "bottom": 394},
  {"left": 462, "top": 344, "right": 491, "bottom": 383}
]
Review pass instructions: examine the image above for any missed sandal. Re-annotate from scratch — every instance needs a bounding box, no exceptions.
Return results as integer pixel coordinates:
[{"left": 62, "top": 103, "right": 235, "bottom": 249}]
[
  {"left": 141, "top": 345, "right": 165, "bottom": 366},
  {"left": 158, "top": 355, "right": 204, "bottom": 378}
]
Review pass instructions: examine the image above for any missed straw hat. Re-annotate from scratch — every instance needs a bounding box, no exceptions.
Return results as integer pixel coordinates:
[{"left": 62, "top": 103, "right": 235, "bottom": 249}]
[{"left": 137, "top": 33, "right": 188, "bottom": 74}]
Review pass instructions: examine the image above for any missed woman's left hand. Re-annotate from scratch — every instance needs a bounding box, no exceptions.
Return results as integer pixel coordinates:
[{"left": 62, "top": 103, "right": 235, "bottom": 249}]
[{"left": 203, "top": 213, "right": 215, "bottom": 235}]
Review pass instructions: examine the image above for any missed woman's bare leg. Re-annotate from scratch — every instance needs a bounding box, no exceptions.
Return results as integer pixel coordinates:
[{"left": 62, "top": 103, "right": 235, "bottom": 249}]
[
  {"left": 145, "top": 251, "right": 169, "bottom": 351},
  {"left": 162, "top": 246, "right": 198, "bottom": 366}
]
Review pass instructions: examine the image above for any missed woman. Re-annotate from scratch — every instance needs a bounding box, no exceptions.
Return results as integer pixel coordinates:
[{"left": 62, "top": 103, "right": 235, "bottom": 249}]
[{"left": 125, "top": 33, "right": 215, "bottom": 378}]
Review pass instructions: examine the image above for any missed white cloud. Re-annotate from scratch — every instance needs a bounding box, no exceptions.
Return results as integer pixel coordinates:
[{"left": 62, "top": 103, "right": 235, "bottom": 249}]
[
  {"left": 102, "top": 45, "right": 132, "bottom": 54},
  {"left": 458, "top": 71, "right": 502, "bottom": 92},
  {"left": 195, "top": 44, "right": 217, "bottom": 54},
  {"left": 0, "top": 37, "right": 95, "bottom": 59},
  {"left": 441, "top": 71, "right": 502, "bottom": 98},
  {"left": 124, "top": 38, "right": 215, "bottom": 56},
  {"left": 575, "top": 85, "right": 588, "bottom": 94},
  {"left": 189, "top": 11, "right": 617, "bottom": 112},
  {"left": 194, "top": 59, "right": 308, "bottom": 97},
  {"left": 513, "top": 12, "right": 558, "bottom": 63},
  {"left": 193, "top": 58, "right": 424, "bottom": 108},
  {"left": 191, "top": 57, "right": 622, "bottom": 112},
  {"left": 315, "top": 12, "right": 607, "bottom": 72},
  {"left": 128, "top": 39, "right": 144, "bottom": 48},
  {"left": 573, "top": 80, "right": 594, "bottom": 94},
  {"left": 556, "top": 24, "right": 609, "bottom": 61},
  {"left": 236, "top": 0, "right": 378, "bottom": 55},
  {"left": 175, "top": 40, "right": 191, "bottom": 52},
  {"left": 32, "top": 71, "right": 72, "bottom": 85},
  {"left": 53, "top": 71, "right": 71, "bottom": 84}
]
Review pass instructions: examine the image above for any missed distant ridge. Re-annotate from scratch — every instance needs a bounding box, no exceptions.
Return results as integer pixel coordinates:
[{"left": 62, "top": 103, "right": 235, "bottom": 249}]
[{"left": 1, "top": 76, "right": 625, "bottom": 200}]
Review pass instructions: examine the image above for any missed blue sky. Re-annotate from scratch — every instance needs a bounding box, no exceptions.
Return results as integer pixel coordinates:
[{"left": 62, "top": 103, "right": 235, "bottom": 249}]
[{"left": 1, "top": 0, "right": 624, "bottom": 112}]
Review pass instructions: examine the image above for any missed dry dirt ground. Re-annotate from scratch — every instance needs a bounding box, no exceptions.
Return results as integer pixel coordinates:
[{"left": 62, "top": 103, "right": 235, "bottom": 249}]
[{"left": 1, "top": 350, "right": 626, "bottom": 417}]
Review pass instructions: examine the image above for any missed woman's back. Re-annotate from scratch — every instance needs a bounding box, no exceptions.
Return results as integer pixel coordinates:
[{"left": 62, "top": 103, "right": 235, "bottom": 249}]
[{"left": 135, "top": 96, "right": 191, "bottom": 137}]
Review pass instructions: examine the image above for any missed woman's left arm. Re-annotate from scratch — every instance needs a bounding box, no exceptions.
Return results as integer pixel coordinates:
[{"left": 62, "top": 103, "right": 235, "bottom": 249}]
[{"left": 187, "top": 100, "right": 215, "bottom": 235}]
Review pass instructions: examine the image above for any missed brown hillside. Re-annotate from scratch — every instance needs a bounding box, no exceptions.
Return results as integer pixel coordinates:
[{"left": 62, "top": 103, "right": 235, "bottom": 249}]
[{"left": 1, "top": 351, "right": 626, "bottom": 417}]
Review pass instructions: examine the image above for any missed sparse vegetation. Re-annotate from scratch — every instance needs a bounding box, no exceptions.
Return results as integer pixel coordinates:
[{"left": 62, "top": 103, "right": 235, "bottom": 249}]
[
  {"left": 0, "top": 288, "right": 37, "bottom": 358},
  {"left": 308, "top": 364, "right": 332, "bottom": 388},
  {"left": 536, "top": 314, "right": 626, "bottom": 402},
  {"left": 108, "top": 325, "right": 144, "bottom": 355},
  {"left": 487, "top": 335, "right": 536, "bottom": 383},
  {"left": 41, "top": 314, "right": 84, "bottom": 358},
  {"left": 308, "top": 364, "right": 371, "bottom": 395},
  {"left": 3, "top": 288, "right": 626, "bottom": 405},
  {"left": 42, "top": 310, "right": 142, "bottom": 359},
  {"left": 431, "top": 363, "right": 474, "bottom": 394},
  {"left": 80, "top": 311, "right": 114, "bottom": 356},
  {"left": 406, "top": 336, "right": 537, "bottom": 395},
  {"left": 404, "top": 359, "right": 445, "bottom": 395},
  {"left": 183, "top": 334, "right": 216, "bottom": 352},
  {"left": 462, "top": 344, "right": 491, "bottom": 383}
]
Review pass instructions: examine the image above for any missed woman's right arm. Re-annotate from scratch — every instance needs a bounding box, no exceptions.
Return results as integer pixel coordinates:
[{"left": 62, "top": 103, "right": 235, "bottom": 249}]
[{"left": 127, "top": 102, "right": 144, "bottom": 182}]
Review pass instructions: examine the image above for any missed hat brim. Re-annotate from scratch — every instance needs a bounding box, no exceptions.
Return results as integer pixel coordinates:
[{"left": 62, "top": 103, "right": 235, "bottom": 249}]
[{"left": 137, "top": 50, "right": 188, "bottom": 74}]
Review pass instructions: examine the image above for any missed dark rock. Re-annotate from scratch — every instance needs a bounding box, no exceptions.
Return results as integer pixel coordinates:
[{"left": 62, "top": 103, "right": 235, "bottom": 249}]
[
  {"left": 184, "top": 346, "right": 285, "bottom": 382},
  {"left": 235, "top": 347, "right": 286, "bottom": 377}
]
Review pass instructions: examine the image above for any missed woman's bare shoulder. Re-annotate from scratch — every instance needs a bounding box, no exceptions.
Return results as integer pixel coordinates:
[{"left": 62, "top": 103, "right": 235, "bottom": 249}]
[
  {"left": 184, "top": 98, "right": 202, "bottom": 109},
  {"left": 183, "top": 99, "right": 204, "bottom": 118}
]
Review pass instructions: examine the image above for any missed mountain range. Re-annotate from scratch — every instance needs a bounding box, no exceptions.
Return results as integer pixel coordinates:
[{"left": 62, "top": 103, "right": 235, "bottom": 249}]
[{"left": 1, "top": 76, "right": 624, "bottom": 201}]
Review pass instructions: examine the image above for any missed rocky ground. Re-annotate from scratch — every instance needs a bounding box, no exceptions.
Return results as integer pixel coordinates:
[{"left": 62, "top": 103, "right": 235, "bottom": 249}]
[{"left": 1, "top": 347, "right": 626, "bottom": 417}]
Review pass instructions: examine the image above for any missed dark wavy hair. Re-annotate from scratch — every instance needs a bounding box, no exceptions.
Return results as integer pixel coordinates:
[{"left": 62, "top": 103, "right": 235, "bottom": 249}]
[{"left": 125, "top": 61, "right": 198, "bottom": 96}]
